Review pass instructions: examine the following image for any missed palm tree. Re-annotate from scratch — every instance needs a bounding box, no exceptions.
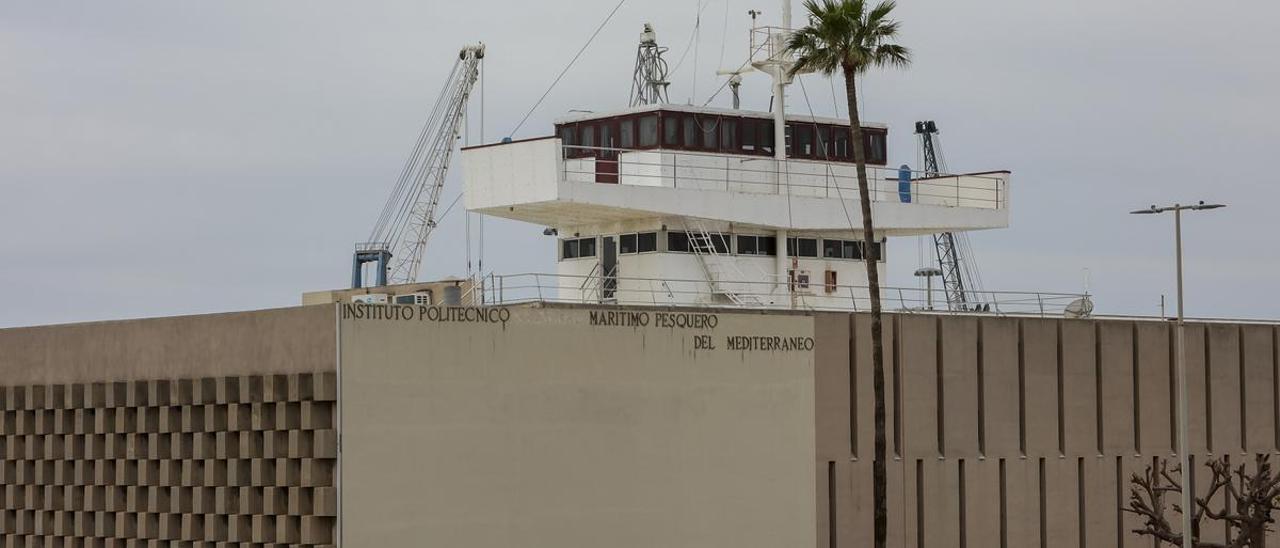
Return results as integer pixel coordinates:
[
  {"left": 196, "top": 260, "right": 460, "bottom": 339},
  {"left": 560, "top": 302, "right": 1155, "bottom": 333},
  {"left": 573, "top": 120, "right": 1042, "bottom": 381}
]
[{"left": 785, "top": 2, "right": 909, "bottom": 547}]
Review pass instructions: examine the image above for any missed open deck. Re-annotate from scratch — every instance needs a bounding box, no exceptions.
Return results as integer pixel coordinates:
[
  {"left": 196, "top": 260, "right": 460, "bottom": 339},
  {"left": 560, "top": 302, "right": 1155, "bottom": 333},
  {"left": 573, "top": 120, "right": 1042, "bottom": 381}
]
[{"left": 462, "top": 137, "right": 1011, "bottom": 234}]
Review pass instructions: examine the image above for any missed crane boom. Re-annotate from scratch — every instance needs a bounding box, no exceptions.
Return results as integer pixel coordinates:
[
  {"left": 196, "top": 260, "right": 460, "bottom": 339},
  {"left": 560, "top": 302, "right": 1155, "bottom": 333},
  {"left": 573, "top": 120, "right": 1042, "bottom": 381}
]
[
  {"left": 916, "top": 121, "right": 983, "bottom": 311},
  {"left": 354, "top": 44, "right": 484, "bottom": 288}
]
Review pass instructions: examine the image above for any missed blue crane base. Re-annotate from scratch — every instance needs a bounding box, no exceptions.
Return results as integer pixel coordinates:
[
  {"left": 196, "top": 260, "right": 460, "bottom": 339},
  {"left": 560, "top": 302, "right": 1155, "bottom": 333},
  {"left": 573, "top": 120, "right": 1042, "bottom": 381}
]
[{"left": 352, "top": 249, "right": 392, "bottom": 289}]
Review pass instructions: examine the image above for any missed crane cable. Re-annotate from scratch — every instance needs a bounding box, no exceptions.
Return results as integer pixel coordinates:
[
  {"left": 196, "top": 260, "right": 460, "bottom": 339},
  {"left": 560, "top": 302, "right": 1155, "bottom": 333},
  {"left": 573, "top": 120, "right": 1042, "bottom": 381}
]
[
  {"left": 795, "top": 75, "right": 863, "bottom": 241},
  {"left": 377, "top": 68, "right": 470, "bottom": 252},
  {"left": 509, "top": 0, "right": 629, "bottom": 138},
  {"left": 368, "top": 60, "right": 464, "bottom": 245}
]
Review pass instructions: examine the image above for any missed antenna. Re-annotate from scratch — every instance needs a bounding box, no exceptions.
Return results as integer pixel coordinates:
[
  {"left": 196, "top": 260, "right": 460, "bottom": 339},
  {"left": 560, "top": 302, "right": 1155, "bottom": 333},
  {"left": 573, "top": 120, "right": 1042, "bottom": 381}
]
[
  {"left": 716, "top": 69, "right": 750, "bottom": 109},
  {"left": 630, "top": 23, "right": 671, "bottom": 107},
  {"left": 1064, "top": 297, "right": 1095, "bottom": 319}
]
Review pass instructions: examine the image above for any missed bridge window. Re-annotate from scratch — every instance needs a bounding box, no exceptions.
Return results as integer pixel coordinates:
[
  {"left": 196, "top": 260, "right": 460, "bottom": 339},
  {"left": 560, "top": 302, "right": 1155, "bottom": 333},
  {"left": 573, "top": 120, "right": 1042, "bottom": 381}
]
[
  {"left": 668, "top": 232, "right": 729, "bottom": 254},
  {"left": 868, "top": 240, "right": 886, "bottom": 262},
  {"left": 667, "top": 231, "right": 690, "bottom": 253},
  {"left": 561, "top": 237, "right": 597, "bottom": 260},
  {"left": 866, "top": 132, "right": 887, "bottom": 164},
  {"left": 555, "top": 110, "right": 886, "bottom": 165},
  {"left": 698, "top": 116, "right": 719, "bottom": 149},
  {"left": 639, "top": 115, "right": 659, "bottom": 147},
  {"left": 796, "top": 125, "right": 814, "bottom": 157},
  {"left": 620, "top": 120, "right": 635, "bottom": 148},
  {"left": 663, "top": 114, "right": 680, "bottom": 146},
  {"left": 637, "top": 232, "right": 657, "bottom": 252},
  {"left": 834, "top": 130, "right": 850, "bottom": 160},
  {"left": 823, "top": 239, "right": 864, "bottom": 260},
  {"left": 742, "top": 119, "right": 757, "bottom": 152},
  {"left": 599, "top": 124, "right": 614, "bottom": 149},
  {"left": 816, "top": 126, "right": 833, "bottom": 159},
  {"left": 619, "top": 232, "right": 658, "bottom": 254},
  {"left": 720, "top": 119, "right": 738, "bottom": 150},
  {"left": 737, "top": 235, "right": 777, "bottom": 256},
  {"left": 692, "top": 233, "right": 731, "bottom": 254},
  {"left": 787, "top": 237, "right": 819, "bottom": 258}
]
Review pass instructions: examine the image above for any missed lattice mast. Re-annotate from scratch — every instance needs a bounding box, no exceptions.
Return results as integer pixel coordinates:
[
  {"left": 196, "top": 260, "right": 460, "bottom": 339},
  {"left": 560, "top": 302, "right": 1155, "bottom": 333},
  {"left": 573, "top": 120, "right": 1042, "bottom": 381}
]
[
  {"left": 916, "top": 120, "right": 982, "bottom": 310},
  {"left": 629, "top": 24, "right": 670, "bottom": 107},
  {"left": 355, "top": 44, "right": 485, "bottom": 288}
]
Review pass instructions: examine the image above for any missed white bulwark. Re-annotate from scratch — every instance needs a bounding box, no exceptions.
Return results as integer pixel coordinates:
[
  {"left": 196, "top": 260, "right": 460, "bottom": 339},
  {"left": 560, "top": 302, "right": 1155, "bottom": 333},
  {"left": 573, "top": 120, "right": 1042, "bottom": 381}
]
[{"left": 462, "top": 104, "right": 1012, "bottom": 310}]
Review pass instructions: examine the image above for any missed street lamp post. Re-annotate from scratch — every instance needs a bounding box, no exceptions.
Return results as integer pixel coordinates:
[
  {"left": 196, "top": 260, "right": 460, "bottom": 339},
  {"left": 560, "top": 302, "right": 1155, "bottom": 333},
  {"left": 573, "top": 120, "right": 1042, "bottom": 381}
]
[
  {"left": 914, "top": 267, "right": 943, "bottom": 311},
  {"left": 1131, "top": 201, "right": 1226, "bottom": 548}
]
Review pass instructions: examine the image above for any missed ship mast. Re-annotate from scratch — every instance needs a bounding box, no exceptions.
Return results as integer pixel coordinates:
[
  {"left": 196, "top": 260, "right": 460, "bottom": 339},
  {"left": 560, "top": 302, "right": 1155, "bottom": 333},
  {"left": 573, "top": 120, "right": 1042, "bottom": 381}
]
[{"left": 750, "top": 0, "right": 799, "bottom": 304}]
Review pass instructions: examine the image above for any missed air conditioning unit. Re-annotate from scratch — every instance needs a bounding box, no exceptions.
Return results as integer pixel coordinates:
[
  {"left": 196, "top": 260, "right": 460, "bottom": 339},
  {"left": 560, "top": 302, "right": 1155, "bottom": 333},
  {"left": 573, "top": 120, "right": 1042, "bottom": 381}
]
[
  {"left": 394, "top": 292, "right": 433, "bottom": 306},
  {"left": 352, "top": 294, "right": 390, "bottom": 304}
]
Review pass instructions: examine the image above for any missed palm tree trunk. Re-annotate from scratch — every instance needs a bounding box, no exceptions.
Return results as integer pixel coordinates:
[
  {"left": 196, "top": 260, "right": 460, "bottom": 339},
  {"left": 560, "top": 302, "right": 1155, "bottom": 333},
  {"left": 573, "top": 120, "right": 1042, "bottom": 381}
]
[{"left": 844, "top": 66, "right": 888, "bottom": 548}]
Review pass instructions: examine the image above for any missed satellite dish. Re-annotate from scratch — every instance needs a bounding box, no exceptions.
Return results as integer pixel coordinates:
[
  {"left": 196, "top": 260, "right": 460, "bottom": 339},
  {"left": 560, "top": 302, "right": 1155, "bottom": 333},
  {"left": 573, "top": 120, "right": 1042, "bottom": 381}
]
[{"left": 1064, "top": 296, "right": 1095, "bottom": 319}]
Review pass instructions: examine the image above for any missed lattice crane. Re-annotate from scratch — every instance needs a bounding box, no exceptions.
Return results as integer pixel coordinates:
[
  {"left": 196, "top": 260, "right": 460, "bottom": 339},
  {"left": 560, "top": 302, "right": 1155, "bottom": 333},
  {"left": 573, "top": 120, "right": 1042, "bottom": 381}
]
[
  {"left": 916, "top": 120, "right": 985, "bottom": 311},
  {"left": 353, "top": 44, "right": 485, "bottom": 288}
]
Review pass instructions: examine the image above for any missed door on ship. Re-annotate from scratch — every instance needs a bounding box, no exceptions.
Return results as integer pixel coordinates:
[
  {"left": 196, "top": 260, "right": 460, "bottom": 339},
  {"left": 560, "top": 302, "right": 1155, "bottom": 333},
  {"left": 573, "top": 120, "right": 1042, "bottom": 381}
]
[
  {"left": 601, "top": 236, "right": 618, "bottom": 301},
  {"left": 595, "top": 121, "right": 619, "bottom": 184}
]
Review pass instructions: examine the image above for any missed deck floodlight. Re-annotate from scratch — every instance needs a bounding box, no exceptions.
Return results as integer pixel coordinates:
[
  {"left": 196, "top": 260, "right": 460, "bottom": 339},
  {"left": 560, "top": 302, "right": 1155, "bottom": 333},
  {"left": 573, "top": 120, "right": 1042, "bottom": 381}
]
[
  {"left": 1192, "top": 202, "right": 1226, "bottom": 211},
  {"left": 914, "top": 267, "right": 944, "bottom": 311}
]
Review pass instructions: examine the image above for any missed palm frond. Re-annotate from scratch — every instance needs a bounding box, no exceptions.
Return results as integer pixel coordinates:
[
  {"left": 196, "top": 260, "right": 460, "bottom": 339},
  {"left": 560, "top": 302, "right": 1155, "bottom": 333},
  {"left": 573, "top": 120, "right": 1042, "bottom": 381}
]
[
  {"left": 785, "top": 0, "right": 911, "bottom": 78},
  {"left": 872, "top": 43, "right": 912, "bottom": 69}
]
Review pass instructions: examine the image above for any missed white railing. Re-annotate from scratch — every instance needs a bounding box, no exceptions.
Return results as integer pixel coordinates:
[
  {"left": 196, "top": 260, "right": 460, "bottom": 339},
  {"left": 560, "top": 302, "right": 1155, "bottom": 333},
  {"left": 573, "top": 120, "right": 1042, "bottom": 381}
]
[
  {"left": 750, "top": 26, "right": 792, "bottom": 67},
  {"left": 466, "top": 272, "right": 1086, "bottom": 318},
  {"left": 561, "top": 145, "right": 1007, "bottom": 210}
]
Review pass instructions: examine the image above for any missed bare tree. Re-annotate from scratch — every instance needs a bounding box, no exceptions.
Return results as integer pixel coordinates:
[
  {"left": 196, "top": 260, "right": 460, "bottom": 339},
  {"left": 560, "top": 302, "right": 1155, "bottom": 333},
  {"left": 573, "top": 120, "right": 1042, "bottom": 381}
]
[{"left": 1128, "top": 454, "right": 1280, "bottom": 547}]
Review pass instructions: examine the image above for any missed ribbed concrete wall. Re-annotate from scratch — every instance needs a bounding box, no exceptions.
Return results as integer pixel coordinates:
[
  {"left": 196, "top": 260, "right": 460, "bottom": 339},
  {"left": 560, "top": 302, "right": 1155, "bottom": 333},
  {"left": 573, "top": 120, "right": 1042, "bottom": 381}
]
[{"left": 814, "top": 313, "right": 1280, "bottom": 548}]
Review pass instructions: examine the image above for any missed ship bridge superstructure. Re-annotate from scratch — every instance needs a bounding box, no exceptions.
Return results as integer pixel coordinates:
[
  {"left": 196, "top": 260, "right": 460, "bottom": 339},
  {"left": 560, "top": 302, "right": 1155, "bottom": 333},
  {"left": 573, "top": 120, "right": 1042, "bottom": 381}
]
[{"left": 462, "top": 104, "right": 1012, "bottom": 309}]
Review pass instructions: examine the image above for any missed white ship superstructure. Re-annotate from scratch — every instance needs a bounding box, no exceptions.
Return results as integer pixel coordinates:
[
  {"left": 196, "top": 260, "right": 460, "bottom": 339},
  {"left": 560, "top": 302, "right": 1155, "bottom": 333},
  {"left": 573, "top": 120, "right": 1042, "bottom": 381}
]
[{"left": 462, "top": 103, "right": 1010, "bottom": 309}]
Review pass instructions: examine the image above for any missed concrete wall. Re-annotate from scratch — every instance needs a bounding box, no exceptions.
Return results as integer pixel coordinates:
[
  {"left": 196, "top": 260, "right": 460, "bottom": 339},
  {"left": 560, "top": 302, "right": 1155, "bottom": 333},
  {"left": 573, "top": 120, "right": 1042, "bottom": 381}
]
[
  {"left": 302, "top": 280, "right": 473, "bottom": 307},
  {"left": 813, "top": 313, "right": 1280, "bottom": 548},
  {"left": 3, "top": 304, "right": 1277, "bottom": 547},
  {"left": 0, "top": 306, "right": 338, "bottom": 546},
  {"left": 337, "top": 305, "right": 818, "bottom": 548},
  {"left": 0, "top": 306, "right": 336, "bottom": 385}
]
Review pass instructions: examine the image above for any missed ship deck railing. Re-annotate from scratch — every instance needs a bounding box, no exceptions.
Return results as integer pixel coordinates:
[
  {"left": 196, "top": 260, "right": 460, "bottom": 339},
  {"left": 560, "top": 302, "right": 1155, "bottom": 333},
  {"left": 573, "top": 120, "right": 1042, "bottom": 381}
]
[
  {"left": 462, "top": 272, "right": 1086, "bottom": 318},
  {"left": 560, "top": 144, "right": 1008, "bottom": 210}
]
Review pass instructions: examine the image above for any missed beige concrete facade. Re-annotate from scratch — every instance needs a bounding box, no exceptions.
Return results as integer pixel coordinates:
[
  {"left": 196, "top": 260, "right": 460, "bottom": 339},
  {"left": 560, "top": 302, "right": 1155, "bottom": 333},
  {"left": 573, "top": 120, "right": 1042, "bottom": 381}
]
[
  {"left": 301, "top": 280, "right": 472, "bottom": 307},
  {"left": 0, "top": 307, "right": 338, "bottom": 546},
  {"left": 817, "top": 313, "right": 1280, "bottom": 548},
  {"left": 2, "top": 303, "right": 1278, "bottom": 547},
  {"left": 337, "top": 305, "right": 818, "bottom": 548}
]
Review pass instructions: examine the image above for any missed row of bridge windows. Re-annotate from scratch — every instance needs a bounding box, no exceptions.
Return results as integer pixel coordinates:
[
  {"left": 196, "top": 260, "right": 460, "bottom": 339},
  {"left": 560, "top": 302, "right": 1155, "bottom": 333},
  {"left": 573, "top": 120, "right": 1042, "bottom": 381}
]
[
  {"left": 561, "top": 232, "right": 885, "bottom": 262},
  {"left": 557, "top": 110, "right": 888, "bottom": 165}
]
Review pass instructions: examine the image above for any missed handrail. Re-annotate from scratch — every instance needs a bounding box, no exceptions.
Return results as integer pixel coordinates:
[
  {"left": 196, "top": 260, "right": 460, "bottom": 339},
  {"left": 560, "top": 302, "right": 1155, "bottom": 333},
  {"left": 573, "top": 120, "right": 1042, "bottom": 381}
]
[
  {"left": 459, "top": 272, "right": 1087, "bottom": 318},
  {"left": 558, "top": 144, "right": 1008, "bottom": 210}
]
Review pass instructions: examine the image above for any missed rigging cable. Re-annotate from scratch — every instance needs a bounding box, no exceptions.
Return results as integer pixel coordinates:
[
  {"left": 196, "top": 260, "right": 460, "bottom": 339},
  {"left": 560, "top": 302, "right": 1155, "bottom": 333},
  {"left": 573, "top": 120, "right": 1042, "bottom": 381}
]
[
  {"left": 479, "top": 54, "right": 486, "bottom": 275},
  {"left": 692, "top": 2, "right": 701, "bottom": 102},
  {"left": 718, "top": 0, "right": 731, "bottom": 71},
  {"left": 368, "top": 60, "right": 462, "bottom": 244},
  {"left": 700, "top": 39, "right": 767, "bottom": 107},
  {"left": 796, "top": 75, "right": 863, "bottom": 242},
  {"left": 508, "top": 0, "right": 629, "bottom": 137},
  {"left": 669, "top": 0, "right": 709, "bottom": 77}
]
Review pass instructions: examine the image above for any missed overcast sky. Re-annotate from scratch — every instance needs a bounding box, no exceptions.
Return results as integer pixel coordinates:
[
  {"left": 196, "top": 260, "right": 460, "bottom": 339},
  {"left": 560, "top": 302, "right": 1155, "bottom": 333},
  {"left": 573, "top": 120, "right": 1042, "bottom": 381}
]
[{"left": 2, "top": 0, "right": 1277, "bottom": 328}]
